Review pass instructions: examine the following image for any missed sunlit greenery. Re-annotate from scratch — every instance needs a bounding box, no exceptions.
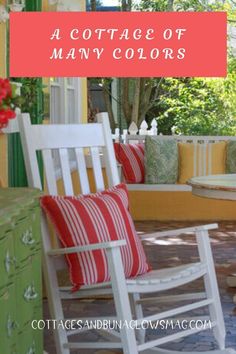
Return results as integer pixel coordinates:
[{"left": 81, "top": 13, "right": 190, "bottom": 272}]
[{"left": 136, "top": 0, "right": 236, "bottom": 135}]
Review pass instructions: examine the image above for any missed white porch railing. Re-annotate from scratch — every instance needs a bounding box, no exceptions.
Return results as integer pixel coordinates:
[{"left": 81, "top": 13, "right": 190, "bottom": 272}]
[{"left": 112, "top": 119, "right": 158, "bottom": 142}]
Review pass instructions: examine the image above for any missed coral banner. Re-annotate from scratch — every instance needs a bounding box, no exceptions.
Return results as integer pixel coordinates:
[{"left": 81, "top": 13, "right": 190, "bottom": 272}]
[{"left": 9, "top": 11, "right": 227, "bottom": 77}]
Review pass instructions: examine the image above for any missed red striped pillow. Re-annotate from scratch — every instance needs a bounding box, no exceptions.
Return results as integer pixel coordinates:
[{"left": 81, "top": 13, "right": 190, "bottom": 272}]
[
  {"left": 40, "top": 184, "right": 150, "bottom": 291},
  {"left": 114, "top": 143, "right": 145, "bottom": 183}
]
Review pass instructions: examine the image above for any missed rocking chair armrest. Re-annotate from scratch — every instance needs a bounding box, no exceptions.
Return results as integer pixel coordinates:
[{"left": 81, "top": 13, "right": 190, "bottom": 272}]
[
  {"left": 47, "top": 239, "right": 127, "bottom": 256},
  {"left": 140, "top": 223, "right": 218, "bottom": 240}
]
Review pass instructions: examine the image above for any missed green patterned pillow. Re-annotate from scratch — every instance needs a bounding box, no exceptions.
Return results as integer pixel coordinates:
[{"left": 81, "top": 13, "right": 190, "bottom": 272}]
[
  {"left": 226, "top": 141, "right": 236, "bottom": 173},
  {"left": 145, "top": 136, "right": 178, "bottom": 184}
]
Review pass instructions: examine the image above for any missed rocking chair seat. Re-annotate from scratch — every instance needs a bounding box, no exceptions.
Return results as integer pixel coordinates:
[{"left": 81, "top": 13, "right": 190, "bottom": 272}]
[
  {"left": 59, "top": 263, "right": 207, "bottom": 300},
  {"left": 127, "top": 262, "right": 207, "bottom": 293}
]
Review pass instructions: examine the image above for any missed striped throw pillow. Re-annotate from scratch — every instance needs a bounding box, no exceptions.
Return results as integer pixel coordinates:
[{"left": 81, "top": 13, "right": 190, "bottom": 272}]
[
  {"left": 178, "top": 142, "right": 226, "bottom": 184},
  {"left": 40, "top": 184, "right": 150, "bottom": 291},
  {"left": 114, "top": 143, "right": 145, "bottom": 183}
]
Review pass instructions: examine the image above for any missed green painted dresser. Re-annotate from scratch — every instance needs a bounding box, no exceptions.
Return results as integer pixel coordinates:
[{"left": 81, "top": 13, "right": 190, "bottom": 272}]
[{"left": 0, "top": 188, "right": 43, "bottom": 354}]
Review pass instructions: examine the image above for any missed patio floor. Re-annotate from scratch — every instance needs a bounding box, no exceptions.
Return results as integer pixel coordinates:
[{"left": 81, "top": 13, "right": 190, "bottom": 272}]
[{"left": 43, "top": 220, "right": 236, "bottom": 353}]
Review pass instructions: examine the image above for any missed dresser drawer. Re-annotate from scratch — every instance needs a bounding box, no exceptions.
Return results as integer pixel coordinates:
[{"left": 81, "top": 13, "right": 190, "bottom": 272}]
[
  {"left": 0, "top": 188, "right": 42, "bottom": 354},
  {"left": 0, "top": 232, "right": 15, "bottom": 288},
  {"left": 16, "top": 259, "right": 40, "bottom": 328},
  {"left": 30, "top": 207, "right": 41, "bottom": 248},
  {"left": 14, "top": 217, "right": 38, "bottom": 265},
  {"left": 0, "top": 283, "right": 17, "bottom": 351},
  {"left": 18, "top": 328, "right": 37, "bottom": 354}
]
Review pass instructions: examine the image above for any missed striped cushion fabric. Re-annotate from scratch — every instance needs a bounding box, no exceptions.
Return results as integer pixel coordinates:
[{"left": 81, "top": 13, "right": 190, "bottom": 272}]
[
  {"left": 178, "top": 142, "right": 226, "bottom": 184},
  {"left": 114, "top": 143, "right": 145, "bottom": 183},
  {"left": 40, "top": 184, "right": 150, "bottom": 291}
]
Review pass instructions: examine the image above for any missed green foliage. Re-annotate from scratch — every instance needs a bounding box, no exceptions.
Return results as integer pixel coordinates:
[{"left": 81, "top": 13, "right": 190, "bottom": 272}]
[
  {"left": 135, "top": 0, "right": 170, "bottom": 11},
  {"left": 10, "top": 78, "right": 44, "bottom": 123},
  {"left": 146, "top": 57, "right": 236, "bottom": 136},
  {"left": 136, "top": 0, "right": 236, "bottom": 136},
  {"left": 137, "top": 0, "right": 236, "bottom": 12}
]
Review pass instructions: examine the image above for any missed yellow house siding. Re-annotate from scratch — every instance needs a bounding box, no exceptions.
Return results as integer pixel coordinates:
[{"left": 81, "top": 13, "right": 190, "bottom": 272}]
[
  {"left": 0, "top": 24, "right": 6, "bottom": 76},
  {"left": 42, "top": 0, "right": 57, "bottom": 11},
  {"left": 0, "top": 134, "right": 7, "bottom": 187},
  {"left": 81, "top": 78, "right": 87, "bottom": 122}
]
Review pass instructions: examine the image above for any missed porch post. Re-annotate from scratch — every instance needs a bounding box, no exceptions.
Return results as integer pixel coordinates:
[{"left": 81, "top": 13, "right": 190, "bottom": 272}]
[{"left": 8, "top": 0, "right": 43, "bottom": 187}]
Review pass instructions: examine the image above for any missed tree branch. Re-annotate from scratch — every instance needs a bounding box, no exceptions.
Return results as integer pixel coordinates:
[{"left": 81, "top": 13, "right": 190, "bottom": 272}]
[
  {"left": 120, "top": 78, "right": 132, "bottom": 125},
  {"left": 102, "top": 87, "right": 116, "bottom": 130},
  {"left": 131, "top": 78, "right": 141, "bottom": 125},
  {"left": 90, "top": 0, "right": 97, "bottom": 11}
]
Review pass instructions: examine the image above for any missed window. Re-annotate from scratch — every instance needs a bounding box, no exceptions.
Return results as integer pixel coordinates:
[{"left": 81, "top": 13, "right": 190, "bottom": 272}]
[
  {"left": 50, "top": 77, "right": 84, "bottom": 171},
  {"left": 50, "top": 78, "right": 83, "bottom": 124}
]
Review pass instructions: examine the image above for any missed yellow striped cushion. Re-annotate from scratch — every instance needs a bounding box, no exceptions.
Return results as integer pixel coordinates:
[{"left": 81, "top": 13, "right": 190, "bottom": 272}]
[{"left": 178, "top": 141, "right": 226, "bottom": 184}]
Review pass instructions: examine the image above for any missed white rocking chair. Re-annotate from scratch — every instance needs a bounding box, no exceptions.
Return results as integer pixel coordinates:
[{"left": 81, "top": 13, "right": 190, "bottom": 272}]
[{"left": 18, "top": 112, "right": 232, "bottom": 354}]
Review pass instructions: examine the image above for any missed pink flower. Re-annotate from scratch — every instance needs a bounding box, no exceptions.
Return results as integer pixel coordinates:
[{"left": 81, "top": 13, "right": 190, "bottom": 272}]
[
  {"left": 0, "top": 109, "right": 9, "bottom": 128},
  {"left": 0, "top": 78, "right": 16, "bottom": 130},
  {"left": 0, "top": 78, "right": 12, "bottom": 100},
  {"left": 0, "top": 108, "right": 16, "bottom": 129}
]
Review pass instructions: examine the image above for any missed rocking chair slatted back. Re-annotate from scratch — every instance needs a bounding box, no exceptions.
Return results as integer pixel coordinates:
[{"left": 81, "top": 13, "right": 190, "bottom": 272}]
[
  {"left": 74, "top": 147, "right": 90, "bottom": 194},
  {"left": 42, "top": 149, "right": 58, "bottom": 195},
  {"left": 18, "top": 112, "right": 120, "bottom": 196},
  {"left": 90, "top": 146, "right": 105, "bottom": 191},
  {"left": 58, "top": 148, "right": 74, "bottom": 195}
]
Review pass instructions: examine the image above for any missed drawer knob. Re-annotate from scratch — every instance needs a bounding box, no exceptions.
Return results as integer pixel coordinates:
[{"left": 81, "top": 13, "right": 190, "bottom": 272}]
[
  {"left": 26, "top": 342, "right": 36, "bottom": 354},
  {"left": 21, "top": 228, "right": 35, "bottom": 246},
  {"left": 7, "top": 315, "right": 19, "bottom": 337},
  {"left": 5, "top": 251, "right": 17, "bottom": 273},
  {"left": 23, "top": 284, "right": 38, "bottom": 301}
]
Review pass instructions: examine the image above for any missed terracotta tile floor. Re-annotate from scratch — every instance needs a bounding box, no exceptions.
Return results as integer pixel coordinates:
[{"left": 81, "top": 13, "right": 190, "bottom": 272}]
[{"left": 44, "top": 221, "right": 236, "bottom": 353}]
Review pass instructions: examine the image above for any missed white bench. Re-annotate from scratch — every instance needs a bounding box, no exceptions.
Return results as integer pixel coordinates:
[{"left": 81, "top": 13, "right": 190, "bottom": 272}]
[
  {"left": 8, "top": 113, "right": 236, "bottom": 220},
  {"left": 5, "top": 115, "right": 236, "bottom": 192}
]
